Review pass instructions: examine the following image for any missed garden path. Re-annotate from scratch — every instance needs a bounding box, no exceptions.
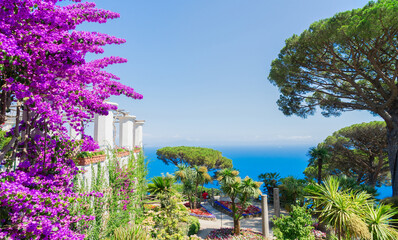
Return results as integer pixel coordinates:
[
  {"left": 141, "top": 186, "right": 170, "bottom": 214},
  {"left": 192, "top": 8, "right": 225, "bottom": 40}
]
[{"left": 196, "top": 198, "right": 279, "bottom": 239}]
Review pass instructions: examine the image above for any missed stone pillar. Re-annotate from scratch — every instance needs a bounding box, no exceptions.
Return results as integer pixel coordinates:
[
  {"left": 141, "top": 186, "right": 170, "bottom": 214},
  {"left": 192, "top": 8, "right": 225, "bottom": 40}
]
[
  {"left": 274, "top": 188, "right": 280, "bottom": 218},
  {"left": 133, "top": 120, "right": 145, "bottom": 148},
  {"left": 94, "top": 102, "right": 118, "bottom": 149},
  {"left": 119, "top": 115, "right": 136, "bottom": 150},
  {"left": 262, "top": 194, "right": 270, "bottom": 238}
]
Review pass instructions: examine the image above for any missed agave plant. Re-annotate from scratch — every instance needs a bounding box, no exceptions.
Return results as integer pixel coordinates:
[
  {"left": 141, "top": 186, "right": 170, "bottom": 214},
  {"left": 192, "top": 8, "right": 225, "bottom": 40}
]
[
  {"left": 363, "top": 204, "right": 398, "bottom": 240},
  {"left": 305, "top": 176, "right": 371, "bottom": 240}
]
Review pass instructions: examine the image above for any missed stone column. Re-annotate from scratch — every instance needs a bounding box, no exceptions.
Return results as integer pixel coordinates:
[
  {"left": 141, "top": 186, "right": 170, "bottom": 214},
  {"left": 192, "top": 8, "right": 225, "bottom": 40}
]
[
  {"left": 262, "top": 194, "right": 270, "bottom": 238},
  {"left": 274, "top": 188, "right": 280, "bottom": 218},
  {"left": 94, "top": 102, "right": 118, "bottom": 149},
  {"left": 133, "top": 120, "right": 145, "bottom": 148},
  {"left": 119, "top": 115, "right": 136, "bottom": 150}
]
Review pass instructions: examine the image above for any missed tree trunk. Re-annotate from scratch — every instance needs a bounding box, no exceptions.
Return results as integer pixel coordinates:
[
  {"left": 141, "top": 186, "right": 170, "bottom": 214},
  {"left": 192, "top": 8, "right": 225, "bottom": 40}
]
[
  {"left": 317, "top": 159, "right": 323, "bottom": 184},
  {"left": 387, "top": 120, "right": 398, "bottom": 196},
  {"left": 233, "top": 217, "right": 240, "bottom": 235}
]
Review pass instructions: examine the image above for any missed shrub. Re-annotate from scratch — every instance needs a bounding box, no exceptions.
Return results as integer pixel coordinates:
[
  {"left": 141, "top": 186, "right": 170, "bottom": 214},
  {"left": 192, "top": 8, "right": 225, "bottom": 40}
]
[
  {"left": 338, "top": 176, "right": 378, "bottom": 197},
  {"left": 152, "top": 192, "right": 189, "bottom": 239},
  {"left": 272, "top": 205, "right": 314, "bottom": 240},
  {"left": 110, "top": 224, "right": 151, "bottom": 240},
  {"left": 187, "top": 216, "right": 200, "bottom": 236},
  {"left": 279, "top": 176, "right": 307, "bottom": 210}
]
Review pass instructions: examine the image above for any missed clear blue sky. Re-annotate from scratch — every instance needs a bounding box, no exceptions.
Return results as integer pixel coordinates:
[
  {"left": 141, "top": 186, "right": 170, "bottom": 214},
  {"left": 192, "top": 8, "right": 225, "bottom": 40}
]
[{"left": 80, "top": 0, "right": 378, "bottom": 147}]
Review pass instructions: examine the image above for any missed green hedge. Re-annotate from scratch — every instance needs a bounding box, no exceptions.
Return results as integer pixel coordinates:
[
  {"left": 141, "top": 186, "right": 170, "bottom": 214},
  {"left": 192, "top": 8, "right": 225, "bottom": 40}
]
[{"left": 187, "top": 216, "right": 200, "bottom": 236}]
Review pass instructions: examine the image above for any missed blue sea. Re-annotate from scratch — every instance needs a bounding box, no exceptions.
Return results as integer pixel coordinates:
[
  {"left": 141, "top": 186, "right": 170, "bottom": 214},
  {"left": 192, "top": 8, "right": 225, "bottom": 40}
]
[{"left": 144, "top": 146, "right": 392, "bottom": 199}]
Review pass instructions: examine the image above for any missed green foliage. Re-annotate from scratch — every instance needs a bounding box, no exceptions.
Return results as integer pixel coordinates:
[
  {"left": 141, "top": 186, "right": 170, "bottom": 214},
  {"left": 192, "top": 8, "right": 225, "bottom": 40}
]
[
  {"left": 381, "top": 196, "right": 398, "bottom": 226},
  {"left": 268, "top": 0, "right": 398, "bottom": 195},
  {"left": 279, "top": 176, "right": 308, "bottom": 210},
  {"left": 70, "top": 149, "right": 149, "bottom": 239},
  {"left": 306, "top": 177, "right": 398, "bottom": 240},
  {"left": 70, "top": 158, "right": 107, "bottom": 239},
  {"left": 110, "top": 224, "right": 151, "bottom": 240},
  {"left": 0, "top": 129, "right": 11, "bottom": 150},
  {"left": 337, "top": 176, "right": 378, "bottom": 197},
  {"left": 363, "top": 204, "right": 398, "bottom": 240},
  {"left": 76, "top": 150, "right": 106, "bottom": 159},
  {"left": 115, "top": 148, "right": 129, "bottom": 153},
  {"left": 305, "top": 176, "right": 371, "bottom": 239},
  {"left": 187, "top": 216, "right": 200, "bottom": 236},
  {"left": 258, "top": 172, "right": 280, "bottom": 200},
  {"left": 272, "top": 205, "right": 315, "bottom": 240},
  {"left": 106, "top": 150, "right": 139, "bottom": 236},
  {"left": 147, "top": 174, "right": 176, "bottom": 197},
  {"left": 175, "top": 164, "right": 212, "bottom": 209},
  {"left": 307, "top": 146, "right": 331, "bottom": 184},
  {"left": 151, "top": 192, "right": 189, "bottom": 240},
  {"left": 322, "top": 121, "right": 389, "bottom": 187},
  {"left": 268, "top": 0, "right": 398, "bottom": 118},
  {"left": 157, "top": 146, "right": 232, "bottom": 170}
]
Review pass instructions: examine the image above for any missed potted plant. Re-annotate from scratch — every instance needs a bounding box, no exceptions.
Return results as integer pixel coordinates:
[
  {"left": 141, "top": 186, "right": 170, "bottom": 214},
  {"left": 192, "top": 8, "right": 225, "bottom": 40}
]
[
  {"left": 75, "top": 150, "right": 106, "bottom": 166},
  {"left": 116, "top": 147, "right": 130, "bottom": 157},
  {"left": 134, "top": 145, "right": 141, "bottom": 153}
]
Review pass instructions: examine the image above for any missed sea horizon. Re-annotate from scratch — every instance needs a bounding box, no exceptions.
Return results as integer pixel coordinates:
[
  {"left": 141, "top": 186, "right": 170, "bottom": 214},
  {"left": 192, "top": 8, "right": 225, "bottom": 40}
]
[{"left": 143, "top": 145, "right": 392, "bottom": 199}]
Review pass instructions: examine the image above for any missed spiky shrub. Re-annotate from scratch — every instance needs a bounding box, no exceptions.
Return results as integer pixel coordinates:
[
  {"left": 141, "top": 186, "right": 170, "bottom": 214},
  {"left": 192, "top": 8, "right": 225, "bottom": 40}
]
[
  {"left": 111, "top": 224, "right": 151, "bottom": 240},
  {"left": 305, "top": 176, "right": 371, "bottom": 240},
  {"left": 272, "top": 205, "right": 315, "bottom": 240},
  {"left": 363, "top": 204, "right": 398, "bottom": 240}
]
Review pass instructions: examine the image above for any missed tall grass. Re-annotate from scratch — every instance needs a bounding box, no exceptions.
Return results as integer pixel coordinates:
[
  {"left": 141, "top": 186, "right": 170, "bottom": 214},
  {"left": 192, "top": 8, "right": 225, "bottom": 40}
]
[{"left": 70, "top": 149, "right": 149, "bottom": 239}]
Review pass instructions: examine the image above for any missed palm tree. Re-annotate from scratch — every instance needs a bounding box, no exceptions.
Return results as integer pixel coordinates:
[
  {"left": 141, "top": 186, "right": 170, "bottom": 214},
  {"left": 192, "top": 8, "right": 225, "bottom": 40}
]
[
  {"left": 305, "top": 176, "right": 371, "bottom": 240},
  {"left": 363, "top": 204, "right": 398, "bottom": 240},
  {"left": 218, "top": 169, "right": 262, "bottom": 235},
  {"left": 174, "top": 164, "right": 212, "bottom": 209},
  {"left": 258, "top": 172, "right": 280, "bottom": 201},
  {"left": 308, "top": 146, "right": 331, "bottom": 184},
  {"left": 147, "top": 174, "right": 176, "bottom": 198},
  {"left": 193, "top": 165, "right": 212, "bottom": 208}
]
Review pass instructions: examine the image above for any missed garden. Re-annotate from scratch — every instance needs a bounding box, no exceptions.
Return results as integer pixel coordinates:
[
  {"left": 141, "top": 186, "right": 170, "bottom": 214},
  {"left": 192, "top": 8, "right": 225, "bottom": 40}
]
[{"left": 3, "top": 0, "right": 398, "bottom": 239}]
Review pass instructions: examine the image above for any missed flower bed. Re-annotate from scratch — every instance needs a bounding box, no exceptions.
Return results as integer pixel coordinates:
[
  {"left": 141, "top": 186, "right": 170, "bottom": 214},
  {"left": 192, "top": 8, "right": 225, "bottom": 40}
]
[
  {"left": 206, "top": 228, "right": 265, "bottom": 239},
  {"left": 213, "top": 201, "right": 261, "bottom": 218},
  {"left": 144, "top": 204, "right": 157, "bottom": 211},
  {"left": 184, "top": 202, "right": 216, "bottom": 221}
]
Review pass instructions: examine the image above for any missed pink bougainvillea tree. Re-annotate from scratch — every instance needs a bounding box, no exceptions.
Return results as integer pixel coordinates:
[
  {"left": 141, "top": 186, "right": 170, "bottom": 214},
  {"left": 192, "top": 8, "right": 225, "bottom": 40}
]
[{"left": 0, "top": 0, "right": 142, "bottom": 239}]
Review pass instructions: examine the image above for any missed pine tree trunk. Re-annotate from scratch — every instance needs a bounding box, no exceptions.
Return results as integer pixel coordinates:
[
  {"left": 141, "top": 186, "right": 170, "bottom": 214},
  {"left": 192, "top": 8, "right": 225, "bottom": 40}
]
[{"left": 387, "top": 121, "right": 398, "bottom": 196}]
